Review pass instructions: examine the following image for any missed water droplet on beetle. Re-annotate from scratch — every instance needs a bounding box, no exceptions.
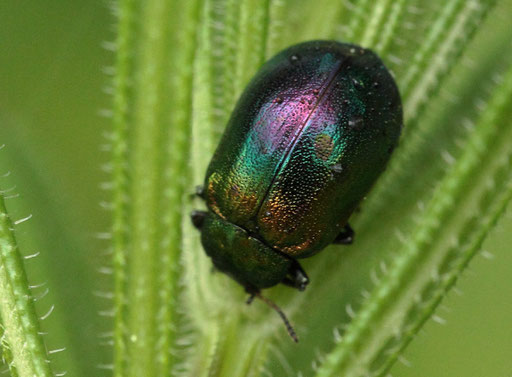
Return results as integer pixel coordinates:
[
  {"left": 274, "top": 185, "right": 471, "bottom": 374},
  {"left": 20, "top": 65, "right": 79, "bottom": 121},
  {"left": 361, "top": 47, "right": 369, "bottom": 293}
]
[
  {"left": 352, "top": 78, "right": 362, "bottom": 88},
  {"left": 348, "top": 117, "right": 364, "bottom": 129},
  {"left": 331, "top": 163, "right": 343, "bottom": 174}
]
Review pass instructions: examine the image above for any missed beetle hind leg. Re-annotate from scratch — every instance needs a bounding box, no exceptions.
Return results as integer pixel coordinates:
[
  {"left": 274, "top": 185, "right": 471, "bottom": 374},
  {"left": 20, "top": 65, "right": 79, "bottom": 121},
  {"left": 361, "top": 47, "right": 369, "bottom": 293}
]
[{"left": 333, "top": 223, "right": 355, "bottom": 245}]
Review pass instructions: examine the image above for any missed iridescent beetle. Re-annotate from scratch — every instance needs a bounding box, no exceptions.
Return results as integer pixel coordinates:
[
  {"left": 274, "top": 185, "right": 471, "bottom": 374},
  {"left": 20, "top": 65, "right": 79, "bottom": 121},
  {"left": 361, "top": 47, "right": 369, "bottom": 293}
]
[{"left": 192, "top": 40, "right": 402, "bottom": 341}]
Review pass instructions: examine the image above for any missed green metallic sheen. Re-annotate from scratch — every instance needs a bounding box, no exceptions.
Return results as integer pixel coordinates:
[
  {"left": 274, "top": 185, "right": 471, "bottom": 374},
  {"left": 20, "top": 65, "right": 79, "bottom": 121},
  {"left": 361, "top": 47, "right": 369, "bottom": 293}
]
[
  {"left": 193, "top": 40, "right": 402, "bottom": 293},
  {"left": 201, "top": 214, "right": 292, "bottom": 289}
]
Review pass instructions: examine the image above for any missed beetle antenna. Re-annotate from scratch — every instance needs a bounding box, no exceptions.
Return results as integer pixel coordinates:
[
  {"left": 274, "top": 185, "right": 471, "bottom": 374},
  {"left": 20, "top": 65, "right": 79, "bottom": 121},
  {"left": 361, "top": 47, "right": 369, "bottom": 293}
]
[{"left": 251, "top": 292, "right": 299, "bottom": 343}]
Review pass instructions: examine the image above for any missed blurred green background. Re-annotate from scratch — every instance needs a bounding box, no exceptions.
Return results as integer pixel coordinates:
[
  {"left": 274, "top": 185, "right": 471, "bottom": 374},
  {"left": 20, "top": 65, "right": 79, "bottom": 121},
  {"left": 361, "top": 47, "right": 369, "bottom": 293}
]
[{"left": 1, "top": 1, "right": 511, "bottom": 376}]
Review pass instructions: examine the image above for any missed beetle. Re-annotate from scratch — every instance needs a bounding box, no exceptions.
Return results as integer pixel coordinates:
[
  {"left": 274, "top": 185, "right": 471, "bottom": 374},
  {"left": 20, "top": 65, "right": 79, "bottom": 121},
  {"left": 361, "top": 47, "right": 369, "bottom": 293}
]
[{"left": 192, "top": 40, "right": 402, "bottom": 341}]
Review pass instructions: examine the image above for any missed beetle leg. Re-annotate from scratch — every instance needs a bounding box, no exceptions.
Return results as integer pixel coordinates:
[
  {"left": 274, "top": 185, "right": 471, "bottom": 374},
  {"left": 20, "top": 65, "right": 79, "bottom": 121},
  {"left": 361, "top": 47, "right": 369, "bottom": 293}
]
[
  {"left": 244, "top": 286, "right": 259, "bottom": 305},
  {"left": 191, "top": 210, "right": 208, "bottom": 229},
  {"left": 246, "top": 294, "right": 256, "bottom": 305},
  {"left": 333, "top": 223, "right": 355, "bottom": 245},
  {"left": 195, "top": 185, "right": 205, "bottom": 200},
  {"left": 189, "top": 185, "right": 205, "bottom": 200},
  {"left": 281, "top": 278, "right": 307, "bottom": 290},
  {"left": 280, "top": 277, "right": 297, "bottom": 288},
  {"left": 283, "top": 260, "right": 309, "bottom": 291}
]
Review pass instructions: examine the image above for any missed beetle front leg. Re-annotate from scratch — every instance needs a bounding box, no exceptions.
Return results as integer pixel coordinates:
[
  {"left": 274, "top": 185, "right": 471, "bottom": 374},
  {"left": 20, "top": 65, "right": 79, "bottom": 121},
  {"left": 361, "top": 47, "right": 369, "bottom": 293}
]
[
  {"left": 190, "top": 185, "right": 206, "bottom": 201},
  {"left": 191, "top": 210, "right": 208, "bottom": 230},
  {"left": 332, "top": 223, "right": 354, "bottom": 245},
  {"left": 281, "top": 260, "right": 309, "bottom": 291},
  {"left": 195, "top": 185, "right": 205, "bottom": 200}
]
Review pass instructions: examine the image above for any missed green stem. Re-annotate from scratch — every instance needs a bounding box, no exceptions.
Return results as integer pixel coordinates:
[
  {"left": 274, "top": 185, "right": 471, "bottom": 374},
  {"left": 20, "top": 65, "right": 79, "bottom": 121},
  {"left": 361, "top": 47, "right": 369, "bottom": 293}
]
[
  {"left": 112, "top": 0, "right": 137, "bottom": 376},
  {"left": 112, "top": 0, "right": 203, "bottom": 376},
  {"left": 373, "top": 0, "right": 408, "bottom": 55},
  {"left": 360, "top": 0, "right": 393, "bottom": 48},
  {"left": 401, "top": 0, "right": 496, "bottom": 123},
  {"left": 234, "top": 0, "right": 271, "bottom": 97},
  {"left": 356, "top": 0, "right": 497, "bottom": 235},
  {"left": 345, "top": 0, "right": 373, "bottom": 43},
  {"left": 0, "top": 195, "right": 53, "bottom": 377}
]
